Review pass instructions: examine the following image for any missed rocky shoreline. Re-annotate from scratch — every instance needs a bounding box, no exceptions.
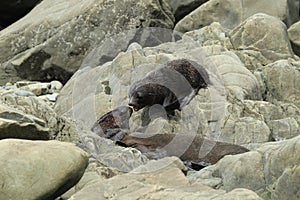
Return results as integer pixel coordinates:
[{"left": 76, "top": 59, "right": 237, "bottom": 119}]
[{"left": 0, "top": 0, "right": 300, "bottom": 199}]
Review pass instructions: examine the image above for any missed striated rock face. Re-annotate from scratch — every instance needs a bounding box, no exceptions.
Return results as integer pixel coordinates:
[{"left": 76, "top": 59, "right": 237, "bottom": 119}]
[
  {"left": 0, "top": 139, "right": 89, "bottom": 200},
  {"left": 174, "top": 0, "right": 300, "bottom": 32},
  {"left": 189, "top": 135, "right": 300, "bottom": 199},
  {"left": 0, "top": 0, "right": 174, "bottom": 85}
]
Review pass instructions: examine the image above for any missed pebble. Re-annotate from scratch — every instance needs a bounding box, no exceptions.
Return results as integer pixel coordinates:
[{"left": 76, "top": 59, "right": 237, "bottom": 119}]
[{"left": 14, "top": 89, "right": 36, "bottom": 97}]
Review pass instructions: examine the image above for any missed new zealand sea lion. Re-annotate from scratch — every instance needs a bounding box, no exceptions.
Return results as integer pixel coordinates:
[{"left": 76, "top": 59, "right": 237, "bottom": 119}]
[
  {"left": 128, "top": 59, "right": 210, "bottom": 113},
  {"left": 91, "top": 106, "right": 132, "bottom": 140},
  {"left": 117, "top": 133, "right": 249, "bottom": 170}
]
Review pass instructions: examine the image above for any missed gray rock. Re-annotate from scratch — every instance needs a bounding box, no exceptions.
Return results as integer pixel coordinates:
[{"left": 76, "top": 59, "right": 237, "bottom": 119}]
[
  {"left": 69, "top": 157, "right": 262, "bottom": 200},
  {"left": 0, "top": 0, "right": 174, "bottom": 85},
  {"left": 190, "top": 135, "right": 300, "bottom": 199},
  {"left": 50, "top": 80, "right": 63, "bottom": 92},
  {"left": 260, "top": 60, "right": 300, "bottom": 104},
  {"left": 19, "top": 82, "right": 51, "bottom": 96},
  {"left": 174, "top": 0, "right": 300, "bottom": 32},
  {"left": 269, "top": 117, "right": 299, "bottom": 141},
  {"left": 0, "top": 139, "right": 88, "bottom": 200},
  {"left": 222, "top": 117, "right": 271, "bottom": 144},
  {"left": 230, "top": 14, "right": 294, "bottom": 64},
  {"left": 288, "top": 20, "right": 300, "bottom": 56},
  {"left": 0, "top": 103, "right": 50, "bottom": 140}
]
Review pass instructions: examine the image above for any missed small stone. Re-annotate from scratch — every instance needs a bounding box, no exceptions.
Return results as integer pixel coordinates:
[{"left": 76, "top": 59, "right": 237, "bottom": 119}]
[
  {"left": 14, "top": 89, "right": 36, "bottom": 97},
  {"left": 50, "top": 80, "right": 63, "bottom": 92}
]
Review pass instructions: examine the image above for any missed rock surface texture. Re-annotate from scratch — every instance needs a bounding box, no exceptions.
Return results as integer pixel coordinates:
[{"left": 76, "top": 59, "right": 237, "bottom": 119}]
[
  {"left": 0, "top": 0, "right": 300, "bottom": 199},
  {"left": 0, "top": 0, "right": 174, "bottom": 85}
]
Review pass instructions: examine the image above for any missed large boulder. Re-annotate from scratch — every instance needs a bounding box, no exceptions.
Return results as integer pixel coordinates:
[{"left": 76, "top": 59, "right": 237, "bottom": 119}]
[
  {"left": 174, "top": 0, "right": 300, "bottom": 32},
  {"left": 69, "top": 157, "right": 262, "bottom": 200},
  {"left": 0, "top": 0, "right": 174, "bottom": 85},
  {"left": 229, "top": 13, "right": 294, "bottom": 67},
  {"left": 0, "top": 139, "right": 89, "bottom": 200},
  {"left": 189, "top": 135, "right": 300, "bottom": 199}
]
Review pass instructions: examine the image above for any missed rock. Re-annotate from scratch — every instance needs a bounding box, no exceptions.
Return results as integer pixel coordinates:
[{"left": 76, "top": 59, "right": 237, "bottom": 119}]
[
  {"left": 174, "top": 0, "right": 300, "bottom": 32},
  {"left": 222, "top": 117, "right": 271, "bottom": 144},
  {"left": 183, "top": 22, "right": 232, "bottom": 48},
  {"left": 0, "top": 0, "right": 41, "bottom": 29},
  {"left": 239, "top": 100, "right": 300, "bottom": 141},
  {"left": 0, "top": 139, "right": 89, "bottom": 200},
  {"left": 269, "top": 117, "right": 299, "bottom": 141},
  {"left": 14, "top": 89, "right": 36, "bottom": 97},
  {"left": 79, "top": 131, "right": 149, "bottom": 172},
  {"left": 288, "top": 21, "right": 300, "bottom": 56},
  {"left": 189, "top": 135, "right": 300, "bottom": 199},
  {"left": 0, "top": 103, "right": 50, "bottom": 140},
  {"left": 0, "top": 91, "right": 82, "bottom": 143},
  {"left": 50, "top": 80, "right": 63, "bottom": 92},
  {"left": 0, "top": 0, "right": 174, "bottom": 85},
  {"left": 69, "top": 157, "right": 261, "bottom": 199},
  {"left": 19, "top": 82, "right": 51, "bottom": 96},
  {"left": 260, "top": 60, "right": 300, "bottom": 104},
  {"left": 229, "top": 14, "right": 294, "bottom": 65},
  {"left": 166, "top": 0, "right": 209, "bottom": 22}
]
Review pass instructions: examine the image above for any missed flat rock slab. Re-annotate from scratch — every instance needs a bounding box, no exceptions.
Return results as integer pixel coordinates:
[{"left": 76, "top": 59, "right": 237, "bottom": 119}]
[{"left": 0, "top": 139, "right": 89, "bottom": 200}]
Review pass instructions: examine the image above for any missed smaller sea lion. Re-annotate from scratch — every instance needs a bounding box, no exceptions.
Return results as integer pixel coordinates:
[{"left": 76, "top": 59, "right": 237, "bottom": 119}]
[
  {"left": 91, "top": 106, "right": 133, "bottom": 140},
  {"left": 128, "top": 59, "right": 210, "bottom": 113},
  {"left": 116, "top": 133, "right": 249, "bottom": 170}
]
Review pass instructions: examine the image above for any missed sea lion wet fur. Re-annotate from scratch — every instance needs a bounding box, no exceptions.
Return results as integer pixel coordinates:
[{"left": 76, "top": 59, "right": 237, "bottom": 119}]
[
  {"left": 128, "top": 59, "right": 210, "bottom": 113},
  {"left": 91, "top": 106, "right": 132, "bottom": 140},
  {"left": 117, "top": 133, "right": 249, "bottom": 169}
]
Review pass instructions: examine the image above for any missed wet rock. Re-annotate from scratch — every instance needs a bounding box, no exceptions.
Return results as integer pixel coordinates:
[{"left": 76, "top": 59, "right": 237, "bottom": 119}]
[{"left": 0, "top": 139, "right": 88, "bottom": 200}]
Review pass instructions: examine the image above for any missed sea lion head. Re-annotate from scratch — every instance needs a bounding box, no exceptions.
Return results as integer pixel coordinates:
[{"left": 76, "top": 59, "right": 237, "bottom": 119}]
[
  {"left": 128, "top": 84, "right": 164, "bottom": 112},
  {"left": 91, "top": 106, "right": 133, "bottom": 138}
]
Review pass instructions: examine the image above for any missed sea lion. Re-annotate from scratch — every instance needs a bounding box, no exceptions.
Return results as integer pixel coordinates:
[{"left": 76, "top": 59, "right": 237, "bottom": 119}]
[
  {"left": 128, "top": 59, "right": 210, "bottom": 113},
  {"left": 91, "top": 106, "right": 133, "bottom": 141},
  {"left": 116, "top": 133, "right": 249, "bottom": 170}
]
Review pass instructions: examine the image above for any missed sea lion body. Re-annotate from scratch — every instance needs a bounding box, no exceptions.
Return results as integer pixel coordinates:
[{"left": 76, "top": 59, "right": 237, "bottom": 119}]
[
  {"left": 117, "top": 133, "right": 249, "bottom": 170},
  {"left": 128, "top": 59, "right": 210, "bottom": 113},
  {"left": 91, "top": 106, "right": 133, "bottom": 140}
]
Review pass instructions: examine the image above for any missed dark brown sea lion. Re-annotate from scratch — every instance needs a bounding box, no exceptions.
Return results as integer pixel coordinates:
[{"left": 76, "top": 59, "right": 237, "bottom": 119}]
[
  {"left": 91, "top": 106, "right": 133, "bottom": 140},
  {"left": 128, "top": 59, "right": 210, "bottom": 113},
  {"left": 116, "top": 133, "right": 249, "bottom": 170}
]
